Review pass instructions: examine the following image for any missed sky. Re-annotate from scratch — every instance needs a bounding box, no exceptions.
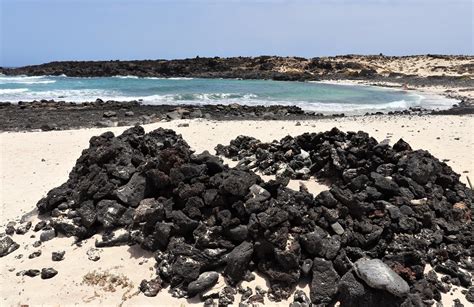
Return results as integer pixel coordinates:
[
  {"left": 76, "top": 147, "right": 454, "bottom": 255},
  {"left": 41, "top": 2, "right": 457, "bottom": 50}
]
[{"left": 0, "top": 0, "right": 472, "bottom": 67}]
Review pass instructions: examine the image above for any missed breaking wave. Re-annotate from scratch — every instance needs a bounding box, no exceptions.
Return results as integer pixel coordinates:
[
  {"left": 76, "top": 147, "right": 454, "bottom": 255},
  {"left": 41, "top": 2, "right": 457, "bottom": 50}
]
[
  {"left": 112, "top": 75, "right": 194, "bottom": 80},
  {"left": 0, "top": 88, "right": 29, "bottom": 94},
  {"left": 0, "top": 75, "right": 56, "bottom": 85},
  {"left": 0, "top": 88, "right": 454, "bottom": 113},
  {"left": 167, "top": 77, "right": 194, "bottom": 80},
  {"left": 113, "top": 75, "right": 139, "bottom": 79}
]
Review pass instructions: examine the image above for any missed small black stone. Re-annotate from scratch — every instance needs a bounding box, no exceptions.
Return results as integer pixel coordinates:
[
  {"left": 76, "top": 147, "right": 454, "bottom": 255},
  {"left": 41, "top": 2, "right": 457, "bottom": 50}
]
[{"left": 41, "top": 268, "right": 58, "bottom": 279}]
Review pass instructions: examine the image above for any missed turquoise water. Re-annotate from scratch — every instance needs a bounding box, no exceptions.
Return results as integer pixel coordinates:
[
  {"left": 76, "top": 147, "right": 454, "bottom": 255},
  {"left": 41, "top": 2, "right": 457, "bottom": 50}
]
[{"left": 0, "top": 75, "right": 455, "bottom": 114}]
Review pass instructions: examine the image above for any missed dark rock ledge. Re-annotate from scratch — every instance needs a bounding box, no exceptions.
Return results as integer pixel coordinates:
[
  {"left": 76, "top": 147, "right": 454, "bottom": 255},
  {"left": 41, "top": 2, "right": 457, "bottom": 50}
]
[{"left": 1, "top": 99, "right": 472, "bottom": 132}]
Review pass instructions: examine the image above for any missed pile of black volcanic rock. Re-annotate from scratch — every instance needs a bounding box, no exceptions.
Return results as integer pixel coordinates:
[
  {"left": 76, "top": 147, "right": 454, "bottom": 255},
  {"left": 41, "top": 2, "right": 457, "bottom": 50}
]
[
  {"left": 32, "top": 126, "right": 473, "bottom": 306},
  {"left": 216, "top": 129, "right": 473, "bottom": 299}
]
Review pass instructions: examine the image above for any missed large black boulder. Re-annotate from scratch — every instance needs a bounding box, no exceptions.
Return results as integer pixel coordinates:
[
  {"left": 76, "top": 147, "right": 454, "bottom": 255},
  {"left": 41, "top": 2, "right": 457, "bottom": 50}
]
[
  {"left": 170, "top": 255, "right": 202, "bottom": 286},
  {"left": 220, "top": 170, "right": 260, "bottom": 197},
  {"left": 187, "top": 271, "right": 219, "bottom": 297},
  {"left": 224, "top": 241, "right": 254, "bottom": 285},
  {"left": 76, "top": 200, "right": 97, "bottom": 227},
  {"left": 310, "top": 257, "right": 339, "bottom": 304},
  {"left": 115, "top": 173, "right": 147, "bottom": 207},
  {"left": 370, "top": 172, "right": 400, "bottom": 195},
  {"left": 398, "top": 151, "right": 439, "bottom": 185},
  {"left": 96, "top": 199, "right": 126, "bottom": 228}
]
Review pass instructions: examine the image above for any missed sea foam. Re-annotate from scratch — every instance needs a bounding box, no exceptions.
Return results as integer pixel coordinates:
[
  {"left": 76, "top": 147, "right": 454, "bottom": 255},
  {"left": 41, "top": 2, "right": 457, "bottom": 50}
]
[
  {"left": 0, "top": 88, "right": 29, "bottom": 94},
  {"left": 0, "top": 75, "right": 56, "bottom": 84}
]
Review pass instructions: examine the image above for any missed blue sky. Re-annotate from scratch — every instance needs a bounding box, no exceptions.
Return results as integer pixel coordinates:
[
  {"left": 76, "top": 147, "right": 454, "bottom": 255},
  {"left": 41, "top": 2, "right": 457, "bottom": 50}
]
[{"left": 1, "top": 0, "right": 472, "bottom": 67}]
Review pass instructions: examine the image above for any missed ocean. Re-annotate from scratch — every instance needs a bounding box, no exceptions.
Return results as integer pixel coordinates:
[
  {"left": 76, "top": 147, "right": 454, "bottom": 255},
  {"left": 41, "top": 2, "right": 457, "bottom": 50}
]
[{"left": 0, "top": 75, "right": 456, "bottom": 114}]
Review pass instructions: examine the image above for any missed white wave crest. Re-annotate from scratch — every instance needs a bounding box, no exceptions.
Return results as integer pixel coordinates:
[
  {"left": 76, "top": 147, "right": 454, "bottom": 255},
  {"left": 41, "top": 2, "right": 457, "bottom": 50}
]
[
  {"left": 112, "top": 76, "right": 194, "bottom": 80},
  {"left": 113, "top": 75, "right": 139, "bottom": 79},
  {"left": 0, "top": 75, "right": 56, "bottom": 85},
  {"left": 0, "top": 88, "right": 29, "bottom": 94},
  {"left": 0, "top": 89, "right": 118, "bottom": 102},
  {"left": 10, "top": 80, "right": 55, "bottom": 84},
  {"left": 167, "top": 77, "right": 194, "bottom": 80},
  {"left": 138, "top": 95, "right": 453, "bottom": 114},
  {"left": 169, "top": 93, "right": 258, "bottom": 101},
  {"left": 0, "top": 76, "right": 44, "bottom": 80}
]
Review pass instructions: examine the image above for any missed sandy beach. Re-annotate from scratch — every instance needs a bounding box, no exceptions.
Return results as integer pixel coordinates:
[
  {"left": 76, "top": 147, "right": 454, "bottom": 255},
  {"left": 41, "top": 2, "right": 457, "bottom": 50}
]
[{"left": 1, "top": 115, "right": 472, "bottom": 306}]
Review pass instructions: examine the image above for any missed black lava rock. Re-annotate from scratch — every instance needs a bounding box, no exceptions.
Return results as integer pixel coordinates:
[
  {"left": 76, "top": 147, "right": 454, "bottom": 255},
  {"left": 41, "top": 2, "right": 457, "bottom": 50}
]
[
  {"left": 41, "top": 268, "right": 58, "bottom": 279},
  {"left": 0, "top": 236, "right": 20, "bottom": 257},
  {"left": 24, "top": 269, "right": 41, "bottom": 277},
  {"left": 52, "top": 251, "right": 65, "bottom": 261},
  {"left": 224, "top": 241, "right": 254, "bottom": 285},
  {"left": 187, "top": 271, "right": 219, "bottom": 297},
  {"left": 139, "top": 277, "right": 162, "bottom": 297},
  {"left": 310, "top": 257, "right": 339, "bottom": 304},
  {"left": 31, "top": 126, "right": 473, "bottom": 304}
]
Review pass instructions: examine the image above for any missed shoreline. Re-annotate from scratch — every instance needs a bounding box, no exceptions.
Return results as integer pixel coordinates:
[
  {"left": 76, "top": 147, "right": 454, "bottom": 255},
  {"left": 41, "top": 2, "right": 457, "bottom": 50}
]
[
  {"left": 1, "top": 100, "right": 472, "bottom": 133},
  {"left": 2, "top": 54, "right": 472, "bottom": 107},
  {"left": 0, "top": 80, "right": 473, "bottom": 132},
  {"left": 1, "top": 74, "right": 472, "bottom": 104}
]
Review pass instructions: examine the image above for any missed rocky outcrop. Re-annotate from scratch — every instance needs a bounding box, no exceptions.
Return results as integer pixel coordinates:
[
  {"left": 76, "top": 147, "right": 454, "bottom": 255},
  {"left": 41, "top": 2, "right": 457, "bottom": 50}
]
[
  {"left": 0, "top": 100, "right": 340, "bottom": 132},
  {"left": 1, "top": 55, "right": 472, "bottom": 83}
]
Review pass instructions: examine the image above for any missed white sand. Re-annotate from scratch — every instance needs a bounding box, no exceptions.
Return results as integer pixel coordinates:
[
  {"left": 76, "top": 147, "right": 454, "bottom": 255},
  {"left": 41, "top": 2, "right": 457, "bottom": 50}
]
[
  {"left": 323, "top": 55, "right": 474, "bottom": 77},
  {"left": 318, "top": 79, "right": 474, "bottom": 106},
  {"left": 315, "top": 54, "right": 474, "bottom": 102},
  {"left": 276, "top": 55, "right": 474, "bottom": 78},
  {"left": 1, "top": 115, "right": 473, "bottom": 306}
]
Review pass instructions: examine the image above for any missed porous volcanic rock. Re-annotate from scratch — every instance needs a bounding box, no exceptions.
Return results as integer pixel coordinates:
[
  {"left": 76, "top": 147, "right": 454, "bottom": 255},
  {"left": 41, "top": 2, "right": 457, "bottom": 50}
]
[{"left": 32, "top": 126, "right": 473, "bottom": 305}]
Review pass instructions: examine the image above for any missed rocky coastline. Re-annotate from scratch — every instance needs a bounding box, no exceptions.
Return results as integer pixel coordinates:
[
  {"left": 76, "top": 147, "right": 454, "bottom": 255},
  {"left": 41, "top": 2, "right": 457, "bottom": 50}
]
[
  {"left": 1, "top": 55, "right": 473, "bottom": 131},
  {"left": 1, "top": 55, "right": 472, "bottom": 81},
  {"left": 1, "top": 55, "right": 473, "bottom": 104},
  {"left": 1, "top": 98, "right": 473, "bottom": 132}
]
